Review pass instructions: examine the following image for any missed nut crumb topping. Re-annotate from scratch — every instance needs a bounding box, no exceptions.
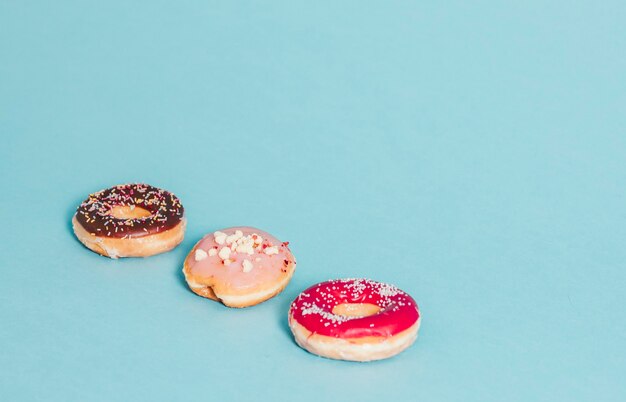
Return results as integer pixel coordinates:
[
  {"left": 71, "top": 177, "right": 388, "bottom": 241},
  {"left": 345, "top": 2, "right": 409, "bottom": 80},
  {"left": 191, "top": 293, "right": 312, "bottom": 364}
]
[
  {"left": 218, "top": 247, "right": 231, "bottom": 260},
  {"left": 242, "top": 259, "right": 253, "bottom": 273},
  {"left": 264, "top": 246, "right": 278, "bottom": 255},
  {"left": 214, "top": 231, "right": 227, "bottom": 245},
  {"left": 194, "top": 249, "right": 208, "bottom": 261},
  {"left": 197, "top": 229, "right": 291, "bottom": 270}
]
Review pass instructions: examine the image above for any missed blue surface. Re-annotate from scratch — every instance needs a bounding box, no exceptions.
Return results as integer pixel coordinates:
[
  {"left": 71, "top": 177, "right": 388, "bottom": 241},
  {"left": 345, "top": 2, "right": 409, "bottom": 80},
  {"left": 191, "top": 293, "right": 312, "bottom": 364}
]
[{"left": 1, "top": 1, "right": 625, "bottom": 401}]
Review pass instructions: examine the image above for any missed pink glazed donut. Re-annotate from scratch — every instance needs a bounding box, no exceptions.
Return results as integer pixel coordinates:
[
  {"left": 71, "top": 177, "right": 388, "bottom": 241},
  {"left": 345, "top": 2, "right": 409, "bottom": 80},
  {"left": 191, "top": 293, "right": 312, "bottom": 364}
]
[
  {"left": 288, "top": 279, "right": 420, "bottom": 361},
  {"left": 183, "top": 227, "right": 296, "bottom": 308}
]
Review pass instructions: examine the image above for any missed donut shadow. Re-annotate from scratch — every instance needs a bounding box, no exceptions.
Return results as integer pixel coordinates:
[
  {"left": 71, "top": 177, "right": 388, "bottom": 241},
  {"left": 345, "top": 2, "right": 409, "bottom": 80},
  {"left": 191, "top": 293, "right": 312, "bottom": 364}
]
[
  {"left": 65, "top": 199, "right": 80, "bottom": 237},
  {"left": 275, "top": 285, "right": 299, "bottom": 344},
  {"left": 173, "top": 234, "right": 200, "bottom": 293},
  {"left": 175, "top": 260, "right": 189, "bottom": 289},
  {"left": 65, "top": 195, "right": 98, "bottom": 255}
]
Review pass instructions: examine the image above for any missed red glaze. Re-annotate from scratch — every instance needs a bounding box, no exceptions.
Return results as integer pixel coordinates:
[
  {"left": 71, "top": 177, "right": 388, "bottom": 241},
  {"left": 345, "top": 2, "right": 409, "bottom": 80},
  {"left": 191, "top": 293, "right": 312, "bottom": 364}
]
[
  {"left": 75, "top": 183, "right": 184, "bottom": 238},
  {"left": 290, "top": 279, "right": 419, "bottom": 338}
]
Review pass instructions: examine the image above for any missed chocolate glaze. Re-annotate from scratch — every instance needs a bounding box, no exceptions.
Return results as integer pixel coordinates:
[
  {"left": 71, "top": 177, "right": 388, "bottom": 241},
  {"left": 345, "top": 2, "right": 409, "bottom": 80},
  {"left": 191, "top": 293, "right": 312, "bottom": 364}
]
[
  {"left": 75, "top": 183, "right": 184, "bottom": 238},
  {"left": 290, "top": 279, "right": 419, "bottom": 338}
]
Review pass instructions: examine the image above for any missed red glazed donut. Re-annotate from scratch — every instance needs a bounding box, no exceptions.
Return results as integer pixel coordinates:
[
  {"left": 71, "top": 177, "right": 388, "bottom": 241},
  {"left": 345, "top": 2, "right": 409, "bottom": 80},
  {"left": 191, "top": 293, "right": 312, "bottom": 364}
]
[
  {"left": 288, "top": 278, "right": 420, "bottom": 361},
  {"left": 72, "top": 183, "right": 186, "bottom": 258}
]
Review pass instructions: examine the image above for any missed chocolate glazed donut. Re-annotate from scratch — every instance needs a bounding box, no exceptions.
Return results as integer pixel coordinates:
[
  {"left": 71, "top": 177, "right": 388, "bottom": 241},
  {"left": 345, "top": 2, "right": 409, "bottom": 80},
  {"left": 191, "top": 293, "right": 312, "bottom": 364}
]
[{"left": 72, "top": 183, "right": 186, "bottom": 258}]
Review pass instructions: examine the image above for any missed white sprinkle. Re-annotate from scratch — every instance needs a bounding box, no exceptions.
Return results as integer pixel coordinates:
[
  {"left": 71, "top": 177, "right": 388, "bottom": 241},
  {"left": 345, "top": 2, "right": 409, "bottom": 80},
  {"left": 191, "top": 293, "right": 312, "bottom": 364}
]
[
  {"left": 208, "top": 248, "right": 217, "bottom": 256},
  {"left": 300, "top": 303, "right": 358, "bottom": 324},
  {"left": 242, "top": 259, "right": 253, "bottom": 273},
  {"left": 378, "top": 283, "right": 400, "bottom": 297},
  {"left": 264, "top": 246, "right": 279, "bottom": 255},
  {"left": 194, "top": 249, "right": 208, "bottom": 261}
]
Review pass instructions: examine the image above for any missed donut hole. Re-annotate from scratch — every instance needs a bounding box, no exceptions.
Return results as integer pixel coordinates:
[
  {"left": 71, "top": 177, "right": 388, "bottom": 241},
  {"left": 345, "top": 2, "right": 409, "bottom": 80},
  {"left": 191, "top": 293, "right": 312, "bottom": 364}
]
[
  {"left": 332, "top": 303, "right": 381, "bottom": 318},
  {"left": 109, "top": 205, "right": 152, "bottom": 219}
]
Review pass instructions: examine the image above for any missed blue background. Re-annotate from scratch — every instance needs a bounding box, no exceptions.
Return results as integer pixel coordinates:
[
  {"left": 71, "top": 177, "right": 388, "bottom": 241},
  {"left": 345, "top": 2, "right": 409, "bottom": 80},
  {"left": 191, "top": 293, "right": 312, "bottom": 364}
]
[{"left": 1, "top": 1, "right": 625, "bottom": 401}]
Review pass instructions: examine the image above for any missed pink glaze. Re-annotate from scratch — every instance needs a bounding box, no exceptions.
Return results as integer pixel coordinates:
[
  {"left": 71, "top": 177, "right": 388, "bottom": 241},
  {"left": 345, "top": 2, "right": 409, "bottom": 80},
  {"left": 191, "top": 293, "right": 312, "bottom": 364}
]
[
  {"left": 186, "top": 227, "right": 294, "bottom": 291},
  {"left": 290, "top": 279, "right": 419, "bottom": 338}
]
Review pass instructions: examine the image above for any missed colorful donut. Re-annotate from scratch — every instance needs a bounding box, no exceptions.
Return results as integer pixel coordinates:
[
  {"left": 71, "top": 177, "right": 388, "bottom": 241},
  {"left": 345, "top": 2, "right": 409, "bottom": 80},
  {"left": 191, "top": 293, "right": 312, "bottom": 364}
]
[
  {"left": 183, "top": 227, "right": 296, "bottom": 308},
  {"left": 289, "top": 278, "right": 420, "bottom": 361},
  {"left": 72, "top": 183, "right": 186, "bottom": 258}
]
